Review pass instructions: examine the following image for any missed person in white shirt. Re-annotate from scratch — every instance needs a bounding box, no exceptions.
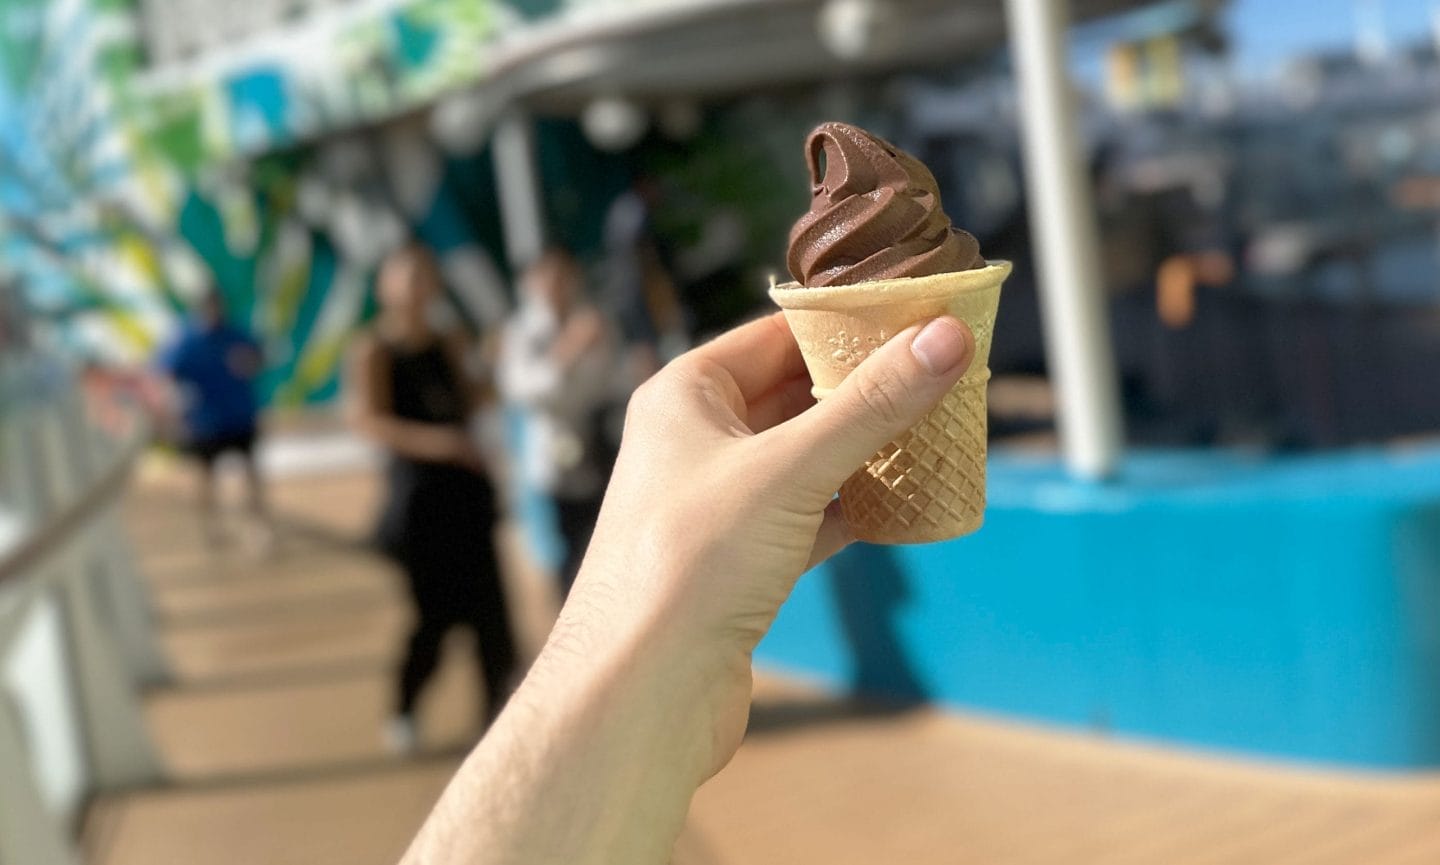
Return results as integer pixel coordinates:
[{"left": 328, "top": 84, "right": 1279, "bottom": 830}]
[{"left": 499, "top": 247, "right": 619, "bottom": 594}]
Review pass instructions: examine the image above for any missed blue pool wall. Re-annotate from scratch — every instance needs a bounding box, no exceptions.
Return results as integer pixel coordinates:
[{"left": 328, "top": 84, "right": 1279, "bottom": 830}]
[{"left": 754, "top": 446, "right": 1440, "bottom": 769}]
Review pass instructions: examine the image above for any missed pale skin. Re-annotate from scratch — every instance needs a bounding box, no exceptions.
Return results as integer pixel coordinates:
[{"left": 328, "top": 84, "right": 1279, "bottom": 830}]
[
  {"left": 400, "top": 310, "right": 975, "bottom": 865},
  {"left": 526, "top": 249, "right": 607, "bottom": 371}
]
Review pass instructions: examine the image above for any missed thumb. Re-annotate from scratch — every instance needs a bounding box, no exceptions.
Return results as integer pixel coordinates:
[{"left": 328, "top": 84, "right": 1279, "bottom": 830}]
[{"left": 773, "top": 316, "right": 974, "bottom": 498}]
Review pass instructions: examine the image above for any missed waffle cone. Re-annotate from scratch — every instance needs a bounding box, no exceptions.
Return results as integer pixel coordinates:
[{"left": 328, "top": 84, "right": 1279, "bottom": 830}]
[{"left": 770, "top": 262, "right": 1009, "bottom": 544}]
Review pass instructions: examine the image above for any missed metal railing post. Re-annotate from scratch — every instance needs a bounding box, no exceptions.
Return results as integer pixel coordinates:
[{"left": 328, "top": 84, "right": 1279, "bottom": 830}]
[
  {"left": 89, "top": 520, "right": 171, "bottom": 687},
  {"left": 0, "top": 686, "right": 79, "bottom": 865},
  {"left": 58, "top": 555, "right": 165, "bottom": 790}
]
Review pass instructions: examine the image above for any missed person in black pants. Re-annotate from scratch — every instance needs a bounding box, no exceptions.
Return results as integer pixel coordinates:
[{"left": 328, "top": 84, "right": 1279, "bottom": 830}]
[{"left": 347, "top": 243, "right": 518, "bottom": 754}]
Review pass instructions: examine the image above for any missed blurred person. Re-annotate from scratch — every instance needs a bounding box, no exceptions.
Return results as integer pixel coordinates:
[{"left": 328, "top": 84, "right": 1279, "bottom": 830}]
[
  {"left": 601, "top": 175, "right": 690, "bottom": 383},
  {"left": 156, "top": 288, "right": 272, "bottom": 551},
  {"left": 498, "top": 247, "right": 618, "bottom": 596},
  {"left": 401, "top": 311, "right": 976, "bottom": 865},
  {"left": 1093, "top": 144, "right": 1247, "bottom": 445},
  {"left": 1155, "top": 249, "right": 1235, "bottom": 330},
  {"left": 347, "top": 243, "right": 518, "bottom": 754}
]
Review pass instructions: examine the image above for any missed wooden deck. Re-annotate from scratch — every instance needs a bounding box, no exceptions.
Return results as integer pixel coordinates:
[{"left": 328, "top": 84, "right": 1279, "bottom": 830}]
[{"left": 86, "top": 461, "right": 1440, "bottom": 865}]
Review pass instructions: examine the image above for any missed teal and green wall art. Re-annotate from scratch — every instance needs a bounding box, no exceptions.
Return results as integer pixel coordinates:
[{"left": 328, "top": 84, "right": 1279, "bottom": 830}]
[{"left": 0, "top": 0, "right": 529, "bottom": 404}]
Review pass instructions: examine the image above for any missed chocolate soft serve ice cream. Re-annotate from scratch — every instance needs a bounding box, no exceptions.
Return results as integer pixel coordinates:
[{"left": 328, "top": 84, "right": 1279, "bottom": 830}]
[
  {"left": 786, "top": 122, "right": 985, "bottom": 287},
  {"left": 770, "top": 121, "right": 1009, "bottom": 544}
]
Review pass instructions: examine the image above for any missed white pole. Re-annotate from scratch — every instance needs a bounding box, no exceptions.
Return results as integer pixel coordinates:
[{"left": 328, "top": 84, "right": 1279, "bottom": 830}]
[
  {"left": 1005, "top": 0, "right": 1124, "bottom": 479},
  {"left": 491, "top": 110, "right": 547, "bottom": 270}
]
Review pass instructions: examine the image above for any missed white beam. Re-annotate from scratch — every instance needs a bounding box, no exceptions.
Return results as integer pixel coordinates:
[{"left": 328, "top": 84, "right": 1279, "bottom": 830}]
[
  {"left": 1005, "top": 0, "right": 1124, "bottom": 479},
  {"left": 491, "top": 111, "right": 547, "bottom": 271}
]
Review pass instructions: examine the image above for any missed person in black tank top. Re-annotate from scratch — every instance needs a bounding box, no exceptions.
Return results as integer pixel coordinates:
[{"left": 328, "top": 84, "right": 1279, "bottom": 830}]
[{"left": 347, "top": 244, "right": 517, "bottom": 753}]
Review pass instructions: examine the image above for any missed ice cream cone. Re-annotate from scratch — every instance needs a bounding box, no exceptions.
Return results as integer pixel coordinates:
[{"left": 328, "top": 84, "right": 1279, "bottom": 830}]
[{"left": 770, "top": 261, "right": 1010, "bottom": 544}]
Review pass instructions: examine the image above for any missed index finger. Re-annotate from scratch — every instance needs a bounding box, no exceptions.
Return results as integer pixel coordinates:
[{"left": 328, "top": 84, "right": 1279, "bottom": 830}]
[{"left": 691, "top": 312, "right": 809, "bottom": 401}]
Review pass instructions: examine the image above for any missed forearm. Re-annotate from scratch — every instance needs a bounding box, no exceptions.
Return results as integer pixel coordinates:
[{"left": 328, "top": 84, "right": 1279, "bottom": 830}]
[
  {"left": 400, "top": 595, "right": 715, "bottom": 865},
  {"left": 354, "top": 415, "right": 463, "bottom": 463}
]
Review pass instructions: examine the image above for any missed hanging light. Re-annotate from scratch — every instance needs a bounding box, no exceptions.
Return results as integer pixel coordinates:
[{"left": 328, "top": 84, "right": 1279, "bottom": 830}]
[
  {"left": 431, "top": 91, "right": 496, "bottom": 156},
  {"left": 817, "top": 0, "right": 902, "bottom": 63},
  {"left": 581, "top": 96, "right": 648, "bottom": 152}
]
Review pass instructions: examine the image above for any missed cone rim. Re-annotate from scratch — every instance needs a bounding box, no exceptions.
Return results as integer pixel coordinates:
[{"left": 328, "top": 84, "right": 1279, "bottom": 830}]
[{"left": 769, "top": 260, "right": 1011, "bottom": 310}]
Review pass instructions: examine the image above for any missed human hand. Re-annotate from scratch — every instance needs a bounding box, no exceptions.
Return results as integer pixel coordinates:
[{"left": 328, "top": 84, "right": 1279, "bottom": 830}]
[
  {"left": 557, "top": 311, "right": 975, "bottom": 778},
  {"left": 429, "top": 426, "right": 487, "bottom": 473},
  {"left": 549, "top": 307, "right": 606, "bottom": 370},
  {"left": 402, "top": 311, "right": 976, "bottom": 865}
]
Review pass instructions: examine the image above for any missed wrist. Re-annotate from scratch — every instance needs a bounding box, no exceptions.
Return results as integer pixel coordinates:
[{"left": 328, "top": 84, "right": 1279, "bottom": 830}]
[
  {"left": 557, "top": 545, "right": 758, "bottom": 770},
  {"left": 467, "top": 607, "right": 717, "bottom": 864},
  {"left": 537, "top": 589, "right": 720, "bottom": 772}
]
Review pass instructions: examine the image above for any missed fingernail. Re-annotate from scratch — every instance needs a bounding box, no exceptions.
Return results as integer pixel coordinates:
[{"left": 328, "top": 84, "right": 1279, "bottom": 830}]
[{"left": 910, "top": 317, "right": 970, "bottom": 376}]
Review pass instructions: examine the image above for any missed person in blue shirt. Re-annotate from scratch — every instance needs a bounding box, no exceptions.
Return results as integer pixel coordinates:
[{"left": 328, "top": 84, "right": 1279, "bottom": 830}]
[{"left": 158, "top": 289, "right": 272, "bottom": 549}]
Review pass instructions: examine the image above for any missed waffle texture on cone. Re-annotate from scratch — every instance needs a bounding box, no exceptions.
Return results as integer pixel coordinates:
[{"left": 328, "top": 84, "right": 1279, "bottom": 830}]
[{"left": 771, "top": 263, "right": 1009, "bottom": 544}]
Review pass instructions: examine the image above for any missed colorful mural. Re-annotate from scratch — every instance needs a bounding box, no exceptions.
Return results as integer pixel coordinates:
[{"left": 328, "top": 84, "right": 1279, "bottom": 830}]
[
  {"left": 0, "top": 0, "right": 525, "bottom": 405},
  {"left": 129, "top": 0, "right": 501, "bottom": 171},
  {"left": 1, "top": 0, "right": 775, "bottom": 403}
]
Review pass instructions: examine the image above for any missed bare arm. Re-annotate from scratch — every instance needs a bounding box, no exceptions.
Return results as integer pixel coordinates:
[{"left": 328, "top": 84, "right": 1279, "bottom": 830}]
[
  {"left": 399, "top": 313, "right": 975, "bottom": 864},
  {"left": 549, "top": 307, "right": 606, "bottom": 372},
  {"left": 345, "top": 335, "right": 474, "bottom": 465},
  {"left": 400, "top": 621, "right": 710, "bottom": 865}
]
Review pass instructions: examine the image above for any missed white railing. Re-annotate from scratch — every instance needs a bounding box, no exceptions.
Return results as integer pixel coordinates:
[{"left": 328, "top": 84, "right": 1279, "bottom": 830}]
[{"left": 0, "top": 360, "right": 166, "bottom": 865}]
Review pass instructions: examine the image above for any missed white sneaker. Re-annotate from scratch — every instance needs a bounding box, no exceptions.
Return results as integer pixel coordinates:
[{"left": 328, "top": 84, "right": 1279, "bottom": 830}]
[{"left": 384, "top": 715, "right": 419, "bottom": 756}]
